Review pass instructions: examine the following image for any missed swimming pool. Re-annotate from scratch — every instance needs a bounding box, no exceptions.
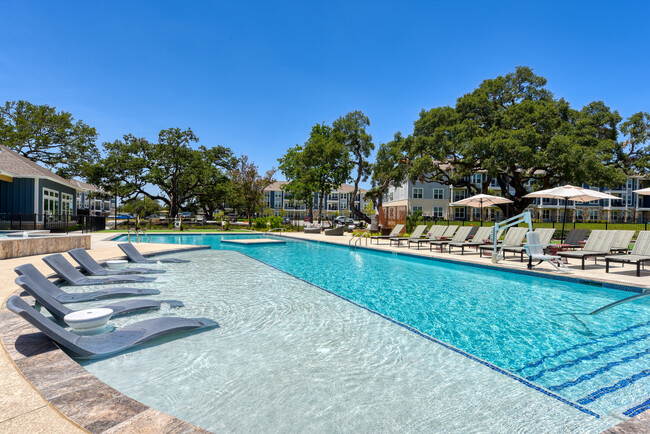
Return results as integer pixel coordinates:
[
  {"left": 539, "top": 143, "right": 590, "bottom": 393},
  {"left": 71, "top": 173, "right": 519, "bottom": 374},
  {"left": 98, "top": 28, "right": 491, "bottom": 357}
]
[{"left": 98, "top": 234, "right": 650, "bottom": 427}]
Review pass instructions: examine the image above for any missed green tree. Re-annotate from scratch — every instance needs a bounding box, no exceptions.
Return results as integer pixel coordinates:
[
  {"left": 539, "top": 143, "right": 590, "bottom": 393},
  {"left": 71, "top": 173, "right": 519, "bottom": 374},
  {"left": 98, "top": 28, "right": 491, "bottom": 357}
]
[
  {"left": 229, "top": 155, "right": 276, "bottom": 226},
  {"left": 332, "top": 111, "right": 374, "bottom": 222},
  {"left": 618, "top": 111, "right": 650, "bottom": 175},
  {"left": 0, "top": 100, "right": 99, "bottom": 177},
  {"left": 366, "top": 132, "right": 409, "bottom": 209},
  {"left": 278, "top": 144, "right": 318, "bottom": 221},
  {"left": 189, "top": 145, "right": 237, "bottom": 219},
  {"left": 123, "top": 197, "right": 162, "bottom": 217},
  {"left": 408, "top": 66, "right": 627, "bottom": 215}
]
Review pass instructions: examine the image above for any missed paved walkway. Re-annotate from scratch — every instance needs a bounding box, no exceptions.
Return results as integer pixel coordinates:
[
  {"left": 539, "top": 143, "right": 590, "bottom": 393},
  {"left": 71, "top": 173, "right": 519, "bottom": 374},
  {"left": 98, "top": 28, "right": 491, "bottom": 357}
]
[{"left": 0, "top": 233, "right": 201, "bottom": 433}]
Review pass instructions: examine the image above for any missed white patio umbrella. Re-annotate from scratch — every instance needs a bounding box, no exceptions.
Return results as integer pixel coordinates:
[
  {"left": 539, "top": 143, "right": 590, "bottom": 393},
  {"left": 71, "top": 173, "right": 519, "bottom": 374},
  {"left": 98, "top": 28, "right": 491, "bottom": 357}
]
[
  {"left": 634, "top": 187, "right": 650, "bottom": 195},
  {"left": 524, "top": 185, "right": 622, "bottom": 242},
  {"left": 450, "top": 193, "right": 513, "bottom": 225}
]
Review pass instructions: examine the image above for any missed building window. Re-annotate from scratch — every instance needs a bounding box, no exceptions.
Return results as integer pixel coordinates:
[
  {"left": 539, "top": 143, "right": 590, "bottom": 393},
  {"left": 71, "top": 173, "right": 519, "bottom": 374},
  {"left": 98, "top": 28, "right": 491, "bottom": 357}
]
[
  {"left": 472, "top": 174, "right": 482, "bottom": 185},
  {"left": 274, "top": 191, "right": 282, "bottom": 208},
  {"left": 454, "top": 207, "right": 465, "bottom": 220},
  {"left": 328, "top": 193, "right": 338, "bottom": 201},
  {"left": 542, "top": 209, "right": 551, "bottom": 221},
  {"left": 412, "top": 206, "right": 422, "bottom": 214},
  {"left": 389, "top": 192, "right": 394, "bottom": 202},
  {"left": 43, "top": 188, "right": 59, "bottom": 216},
  {"left": 625, "top": 194, "right": 633, "bottom": 206},
  {"left": 412, "top": 188, "right": 423, "bottom": 199},
  {"left": 453, "top": 190, "right": 466, "bottom": 202},
  {"left": 472, "top": 208, "right": 481, "bottom": 219},
  {"left": 61, "top": 193, "right": 73, "bottom": 215},
  {"left": 432, "top": 206, "right": 443, "bottom": 218},
  {"left": 340, "top": 202, "right": 348, "bottom": 209},
  {"left": 433, "top": 188, "right": 444, "bottom": 200},
  {"left": 589, "top": 210, "right": 598, "bottom": 221}
]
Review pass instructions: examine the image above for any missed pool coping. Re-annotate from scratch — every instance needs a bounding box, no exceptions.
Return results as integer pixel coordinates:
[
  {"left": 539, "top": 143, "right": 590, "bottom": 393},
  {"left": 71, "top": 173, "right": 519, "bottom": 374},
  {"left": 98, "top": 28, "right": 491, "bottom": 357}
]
[{"left": 3, "top": 236, "right": 649, "bottom": 432}]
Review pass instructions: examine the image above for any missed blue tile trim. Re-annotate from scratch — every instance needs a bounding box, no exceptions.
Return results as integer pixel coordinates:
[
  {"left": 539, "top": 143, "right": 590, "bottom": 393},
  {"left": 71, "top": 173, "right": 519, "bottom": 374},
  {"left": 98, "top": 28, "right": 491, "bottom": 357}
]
[
  {"left": 234, "top": 250, "right": 600, "bottom": 419},
  {"left": 517, "top": 320, "right": 650, "bottom": 372},
  {"left": 548, "top": 348, "right": 650, "bottom": 391},
  {"left": 623, "top": 397, "right": 650, "bottom": 417},
  {"left": 526, "top": 331, "right": 650, "bottom": 382},
  {"left": 578, "top": 369, "right": 650, "bottom": 405}
]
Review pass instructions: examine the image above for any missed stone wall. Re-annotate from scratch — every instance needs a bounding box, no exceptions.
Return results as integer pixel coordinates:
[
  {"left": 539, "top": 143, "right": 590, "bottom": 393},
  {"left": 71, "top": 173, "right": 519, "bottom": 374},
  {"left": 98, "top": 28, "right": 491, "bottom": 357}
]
[{"left": 0, "top": 235, "right": 91, "bottom": 260}]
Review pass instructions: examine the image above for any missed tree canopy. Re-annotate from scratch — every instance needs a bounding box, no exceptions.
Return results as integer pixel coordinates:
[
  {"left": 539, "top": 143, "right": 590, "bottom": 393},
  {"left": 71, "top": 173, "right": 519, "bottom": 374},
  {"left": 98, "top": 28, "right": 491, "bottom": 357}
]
[
  {"left": 229, "top": 155, "right": 276, "bottom": 225},
  {"left": 366, "top": 132, "right": 409, "bottom": 209},
  {"left": 407, "top": 66, "right": 634, "bottom": 214},
  {"left": 0, "top": 100, "right": 99, "bottom": 178}
]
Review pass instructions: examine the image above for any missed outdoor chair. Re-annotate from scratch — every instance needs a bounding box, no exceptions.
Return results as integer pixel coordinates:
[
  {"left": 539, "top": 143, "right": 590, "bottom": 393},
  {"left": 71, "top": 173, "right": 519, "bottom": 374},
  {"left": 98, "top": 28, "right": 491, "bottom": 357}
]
[
  {"left": 558, "top": 230, "right": 617, "bottom": 269},
  {"left": 408, "top": 225, "right": 446, "bottom": 249},
  {"left": 303, "top": 225, "right": 321, "bottom": 234},
  {"left": 324, "top": 225, "right": 345, "bottom": 236},
  {"left": 447, "top": 226, "right": 492, "bottom": 255},
  {"left": 369, "top": 224, "right": 404, "bottom": 244},
  {"left": 15, "top": 274, "right": 182, "bottom": 322},
  {"left": 390, "top": 224, "right": 427, "bottom": 247},
  {"left": 5, "top": 295, "right": 217, "bottom": 359},
  {"left": 524, "top": 231, "right": 569, "bottom": 272},
  {"left": 478, "top": 227, "right": 528, "bottom": 257},
  {"left": 605, "top": 231, "right": 650, "bottom": 277},
  {"left": 610, "top": 230, "right": 635, "bottom": 254},
  {"left": 118, "top": 243, "right": 190, "bottom": 263},
  {"left": 429, "top": 226, "right": 472, "bottom": 252},
  {"left": 68, "top": 248, "right": 165, "bottom": 276},
  {"left": 563, "top": 229, "right": 590, "bottom": 249},
  {"left": 42, "top": 254, "right": 157, "bottom": 286},
  {"left": 14, "top": 263, "right": 160, "bottom": 303},
  {"left": 502, "top": 228, "right": 556, "bottom": 262}
]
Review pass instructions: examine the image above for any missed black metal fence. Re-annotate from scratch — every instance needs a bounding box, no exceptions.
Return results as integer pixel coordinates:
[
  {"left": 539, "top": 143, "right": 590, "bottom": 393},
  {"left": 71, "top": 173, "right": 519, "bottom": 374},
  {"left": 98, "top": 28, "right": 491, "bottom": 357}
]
[{"left": 0, "top": 213, "right": 106, "bottom": 233}]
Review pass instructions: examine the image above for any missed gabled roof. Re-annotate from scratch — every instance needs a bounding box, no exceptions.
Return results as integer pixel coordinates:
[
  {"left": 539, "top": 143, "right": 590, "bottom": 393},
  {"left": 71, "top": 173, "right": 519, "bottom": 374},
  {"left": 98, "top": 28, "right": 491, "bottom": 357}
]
[
  {"left": 0, "top": 145, "right": 80, "bottom": 190},
  {"left": 69, "top": 178, "right": 103, "bottom": 193}
]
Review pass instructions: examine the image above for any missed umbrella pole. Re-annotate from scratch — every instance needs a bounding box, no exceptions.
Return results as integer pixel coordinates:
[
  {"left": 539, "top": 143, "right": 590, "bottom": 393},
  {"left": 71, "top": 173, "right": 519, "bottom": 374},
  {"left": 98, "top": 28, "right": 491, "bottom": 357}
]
[
  {"left": 561, "top": 199, "right": 568, "bottom": 243},
  {"left": 480, "top": 200, "right": 483, "bottom": 226}
]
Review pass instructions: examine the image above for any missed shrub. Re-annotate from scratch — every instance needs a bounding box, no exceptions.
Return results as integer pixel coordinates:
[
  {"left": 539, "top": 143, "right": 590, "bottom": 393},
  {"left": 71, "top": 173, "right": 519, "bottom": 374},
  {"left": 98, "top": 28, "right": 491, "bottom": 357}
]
[
  {"left": 268, "top": 216, "right": 282, "bottom": 228},
  {"left": 253, "top": 217, "right": 268, "bottom": 230}
]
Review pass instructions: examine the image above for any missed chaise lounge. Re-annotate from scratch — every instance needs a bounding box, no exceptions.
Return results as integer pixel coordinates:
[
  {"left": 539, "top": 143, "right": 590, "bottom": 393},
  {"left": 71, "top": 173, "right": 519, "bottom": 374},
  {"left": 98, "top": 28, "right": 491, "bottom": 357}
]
[
  {"left": 557, "top": 230, "right": 617, "bottom": 269},
  {"left": 390, "top": 225, "right": 427, "bottom": 247},
  {"left": 324, "top": 225, "right": 346, "bottom": 236},
  {"left": 16, "top": 274, "right": 183, "bottom": 322},
  {"left": 43, "top": 254, "right": 157, "bottom": 286},
  {"left": 68, "top": 248, "right": 165, "bottom": 276},
  {"left": 5, "top": 295, "right": 217, "bottom": 359},
  {"left": 14, "top": 263, "right": 160, "bottom": 303},
  {"left": 605, "top": 231, "right": 650, "bottom": 277},
  {"left": 369, "top": 224, "right": 404, "bottom": 244},
  {"left": 118, "top": 243, "right": 191, "bottom": 264}
]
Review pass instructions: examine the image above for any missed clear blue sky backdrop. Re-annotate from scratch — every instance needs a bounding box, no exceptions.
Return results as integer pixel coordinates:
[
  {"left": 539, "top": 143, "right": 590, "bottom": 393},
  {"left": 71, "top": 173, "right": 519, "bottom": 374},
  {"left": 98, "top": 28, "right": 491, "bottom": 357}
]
[{"left": 2, "top": 1, "right": 649, "bottom": 184}]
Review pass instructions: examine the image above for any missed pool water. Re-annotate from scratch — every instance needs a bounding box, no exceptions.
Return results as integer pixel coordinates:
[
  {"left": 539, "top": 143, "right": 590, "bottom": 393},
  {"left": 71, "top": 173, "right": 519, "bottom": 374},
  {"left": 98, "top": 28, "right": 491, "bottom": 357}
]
[{"left": 100, "top": 234, "right": 650, "bottom": 422}]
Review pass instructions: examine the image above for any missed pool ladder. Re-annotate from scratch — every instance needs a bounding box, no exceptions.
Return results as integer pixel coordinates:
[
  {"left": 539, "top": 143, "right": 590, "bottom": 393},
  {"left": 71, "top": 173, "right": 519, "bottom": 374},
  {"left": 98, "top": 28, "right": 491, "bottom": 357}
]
[
  {"left": 127, "top": 228, "right": 150, "bottom": 243},
  {"left": 349, "top": 232, "right": 369, "bottom": 249}
]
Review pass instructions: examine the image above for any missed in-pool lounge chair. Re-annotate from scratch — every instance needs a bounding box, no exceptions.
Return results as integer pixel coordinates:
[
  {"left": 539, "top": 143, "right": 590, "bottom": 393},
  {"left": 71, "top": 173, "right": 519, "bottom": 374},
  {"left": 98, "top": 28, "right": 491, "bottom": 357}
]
[
  {"left": 324, "top": 225, "right": 345, "bottom": 236},
  {"left": 610, "top": 230, "right": 635, "bottom": 254},
  {"left": 478, "top": 227, "right": 529, "bottom": 258},
  {"left": 369, "top": 224, "right": 404, "bottom": 244},
  {"left": 605, "top": 231, "right": 650, "bottom": 277},
  {"left": 408, "top": 225, "right": 446, "bottom": 249},
  {"left": 118, "top": 243, "right": 190, "bottom": 264},
  {"left": 390, "top": 225, "right": 427, "bottom": 247},
  {"left": 68, "top": 248, "right": 165, "bottom": 276},
  {"left": 563, "top": 229, "right": 590, "bottom": 249},
  {"left": 502, "top": 228, "right": 556, "bottom": 262},
  {"left": 524, "top": 231, "right": 569, "bottom": 272},
  {"left": 14, "top": 263, "right": 160, "bottom": 303},
  {"left": 5, "top": 296, "right": 217, "bottom": 359},
  {"left": 558, "top": 230, "right": 616, "bottom": 269},
  {"left": 16, "top": 274, "right": 182, "bottom": 322},
  {"left": 447, "top": 226, "right": 492, "bottom": 255},
  {"left": 429, "top": 226, "right": 472, "bottom": 252},
  {"left": 43, "top": 254, "right": 157, "bottom": 286}
]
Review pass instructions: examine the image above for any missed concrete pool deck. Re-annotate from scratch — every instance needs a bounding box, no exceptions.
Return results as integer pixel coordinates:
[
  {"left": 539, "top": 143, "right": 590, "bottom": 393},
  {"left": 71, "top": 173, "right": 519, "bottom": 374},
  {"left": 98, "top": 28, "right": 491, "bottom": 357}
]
[{"left": 0, "top": 230, "right": 649, "bottom": 432}]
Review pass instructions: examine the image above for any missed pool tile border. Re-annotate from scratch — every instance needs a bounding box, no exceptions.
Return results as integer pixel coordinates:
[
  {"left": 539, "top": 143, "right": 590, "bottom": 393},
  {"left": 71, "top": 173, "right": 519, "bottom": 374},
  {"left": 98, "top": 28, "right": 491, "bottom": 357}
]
[{"left": 235, "top": 250, "right": 602, "bottom": 419}]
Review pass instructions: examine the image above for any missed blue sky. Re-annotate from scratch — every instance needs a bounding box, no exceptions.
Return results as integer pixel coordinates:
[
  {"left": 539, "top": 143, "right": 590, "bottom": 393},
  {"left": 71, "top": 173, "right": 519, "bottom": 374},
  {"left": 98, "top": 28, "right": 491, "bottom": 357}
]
[{"left": 1, "top": 1, "right": 649, "bottom": 184}]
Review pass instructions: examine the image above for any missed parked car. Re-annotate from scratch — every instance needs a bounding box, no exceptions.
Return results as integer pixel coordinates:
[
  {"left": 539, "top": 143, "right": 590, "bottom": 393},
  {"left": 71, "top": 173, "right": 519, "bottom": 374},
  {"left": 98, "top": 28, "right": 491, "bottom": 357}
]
[
  {"left": 115, "top": 214, "right": 134, "bottom": 220},
  {"left": 334, "top": 216, "right": 354, "bottom": 225}
]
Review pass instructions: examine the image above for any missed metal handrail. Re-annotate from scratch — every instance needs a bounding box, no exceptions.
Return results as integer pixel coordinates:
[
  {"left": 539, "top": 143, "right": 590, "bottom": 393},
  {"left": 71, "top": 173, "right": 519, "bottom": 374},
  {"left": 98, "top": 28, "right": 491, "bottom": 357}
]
[
  {"left": 137, "top": 228, "right": 150, "bottom": 243},
  {"left": 354, "top": 232, "right": 370, "bottom": 247},
  {"left": 349, "top": 232, "right": 361, "bottom": 247},
  {"left": 127, "top": 228, "right": 136, "bottom": 242}
]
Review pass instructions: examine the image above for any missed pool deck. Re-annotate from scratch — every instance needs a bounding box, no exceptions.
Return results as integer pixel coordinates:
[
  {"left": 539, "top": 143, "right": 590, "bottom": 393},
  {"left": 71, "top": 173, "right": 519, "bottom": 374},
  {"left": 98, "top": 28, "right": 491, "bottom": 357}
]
[{"left": 0, "top": 231, "right": 649, "bottom": 433}]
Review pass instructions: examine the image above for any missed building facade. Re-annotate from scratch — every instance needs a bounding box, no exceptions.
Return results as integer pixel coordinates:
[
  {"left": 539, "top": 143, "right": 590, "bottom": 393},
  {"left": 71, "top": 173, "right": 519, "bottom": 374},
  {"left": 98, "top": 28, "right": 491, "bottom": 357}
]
[
  {"left": 0, "top": 145, "right": 81, "bottom": 224},
  {"left": 264, "top": 181, "right": 369, "bottom": 220},
  {"left": 69, "top": 179, "right": 115, "bottom": 217},
  {"left": 384, "top": 175, "right": 650, "bottom": 223}
]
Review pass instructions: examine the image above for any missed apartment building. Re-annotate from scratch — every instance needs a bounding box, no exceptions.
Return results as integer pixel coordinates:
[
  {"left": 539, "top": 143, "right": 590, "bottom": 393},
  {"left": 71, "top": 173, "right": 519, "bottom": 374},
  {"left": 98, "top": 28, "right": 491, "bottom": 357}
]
[
  {"left": 69, "top": 179, "right": 115, "bottom": 217},
  {"left": 264, "top": 181, "right": 369, "bottom": 220},
  {"left": 385, "top": 175, "right": 650, "bottom": 223}
]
